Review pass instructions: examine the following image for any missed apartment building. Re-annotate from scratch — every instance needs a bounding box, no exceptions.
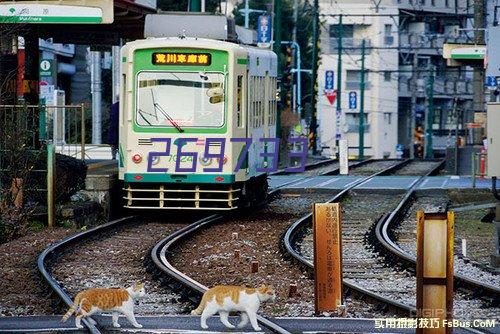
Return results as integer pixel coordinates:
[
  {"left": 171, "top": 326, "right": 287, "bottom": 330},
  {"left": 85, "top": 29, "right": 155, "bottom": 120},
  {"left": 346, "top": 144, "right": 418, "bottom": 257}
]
[{"left": 317, "top": 0, "right": 473, "bottom": 158}]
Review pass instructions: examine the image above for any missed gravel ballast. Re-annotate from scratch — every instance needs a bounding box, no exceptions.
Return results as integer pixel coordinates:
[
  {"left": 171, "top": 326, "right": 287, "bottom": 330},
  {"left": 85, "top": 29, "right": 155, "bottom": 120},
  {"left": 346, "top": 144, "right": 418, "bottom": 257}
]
[
  {"left": 50, "top": 220, "right": 191, "bottom": 315},
  {"left": 0, "top": 227, "right": 77, "bottom": 316}
]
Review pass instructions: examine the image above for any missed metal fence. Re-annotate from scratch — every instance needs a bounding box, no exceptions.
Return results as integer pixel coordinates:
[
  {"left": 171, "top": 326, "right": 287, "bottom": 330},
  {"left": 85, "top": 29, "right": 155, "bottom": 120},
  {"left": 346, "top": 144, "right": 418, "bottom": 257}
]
[{"left": 0, "top": 104, "right": 89, "bottom": 227}]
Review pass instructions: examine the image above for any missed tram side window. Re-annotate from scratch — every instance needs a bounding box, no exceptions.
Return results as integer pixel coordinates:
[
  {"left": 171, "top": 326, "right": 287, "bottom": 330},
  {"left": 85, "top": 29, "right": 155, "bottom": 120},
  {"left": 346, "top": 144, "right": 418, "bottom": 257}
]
[{"left": 237, "top": 75, "right": 243, "bottom": 128}]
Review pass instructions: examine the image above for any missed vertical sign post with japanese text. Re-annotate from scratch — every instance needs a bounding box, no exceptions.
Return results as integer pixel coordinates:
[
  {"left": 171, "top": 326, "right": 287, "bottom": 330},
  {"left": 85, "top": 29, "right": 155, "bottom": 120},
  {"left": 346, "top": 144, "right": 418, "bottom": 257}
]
[{"left": 313, "top": 202, "right": 342, "bottom": 312}]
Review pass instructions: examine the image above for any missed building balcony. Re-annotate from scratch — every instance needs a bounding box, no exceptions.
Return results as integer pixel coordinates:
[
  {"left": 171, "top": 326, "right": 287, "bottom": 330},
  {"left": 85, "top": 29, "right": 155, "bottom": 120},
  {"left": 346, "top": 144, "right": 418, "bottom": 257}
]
[
  {"left": 324, "top": 38, "right": 372, "bottom": 55},
  {"left": 399, "top": 32, "right": 469, "bottom": 54}
]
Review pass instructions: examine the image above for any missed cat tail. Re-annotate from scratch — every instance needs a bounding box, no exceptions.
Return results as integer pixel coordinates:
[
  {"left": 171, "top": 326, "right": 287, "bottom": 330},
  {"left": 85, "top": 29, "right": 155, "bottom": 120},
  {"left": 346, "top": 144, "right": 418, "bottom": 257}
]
[
  {"left": 191, "top": 293, "right": 209, "bottom": 315},
  {"left": 61, "top": 295, "right": 83, "bottom": 322}
]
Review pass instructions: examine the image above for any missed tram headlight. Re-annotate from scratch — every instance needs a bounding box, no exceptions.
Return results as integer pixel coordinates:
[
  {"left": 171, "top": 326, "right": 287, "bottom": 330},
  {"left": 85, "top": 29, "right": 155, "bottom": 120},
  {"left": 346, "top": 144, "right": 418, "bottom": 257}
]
[
  {"left": 199, "top": 156, "right": 212, "bottom": 166},
  {"left": 132, "top": 153, "right": 142, "bottom": 163}
]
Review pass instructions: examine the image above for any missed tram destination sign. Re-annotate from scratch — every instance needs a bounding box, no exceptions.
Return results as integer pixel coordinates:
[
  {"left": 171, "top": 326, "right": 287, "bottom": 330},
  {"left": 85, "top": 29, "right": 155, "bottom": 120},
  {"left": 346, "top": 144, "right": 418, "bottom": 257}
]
[{"left": 152, "top": 53, "right": 212, "bottom": 66}]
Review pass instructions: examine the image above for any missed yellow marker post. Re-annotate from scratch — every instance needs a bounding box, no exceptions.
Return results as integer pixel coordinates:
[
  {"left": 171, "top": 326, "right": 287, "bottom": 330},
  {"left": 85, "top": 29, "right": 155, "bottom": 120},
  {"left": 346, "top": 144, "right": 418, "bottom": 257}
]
[
  {"left": 313, "top": 203, "right": 343, "bottom": 313},
  {"left": 416, "top": 211, "right": 454, "bottom": 334}
]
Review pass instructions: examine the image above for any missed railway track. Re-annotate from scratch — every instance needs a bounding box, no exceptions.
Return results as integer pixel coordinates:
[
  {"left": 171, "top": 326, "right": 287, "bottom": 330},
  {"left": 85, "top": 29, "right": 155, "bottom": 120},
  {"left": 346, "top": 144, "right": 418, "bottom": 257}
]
[
  {"left": 37, "top": 215, "right": 208, "bottom": 333},
  {"left": 150, "top": 212, "right": 295, "bottom": 334},
  {"left": 376, "top": 191, "right": 500, "bottom": 319},
  {"left": 282, "top": 159, "right": 456, "bottom": 317}
]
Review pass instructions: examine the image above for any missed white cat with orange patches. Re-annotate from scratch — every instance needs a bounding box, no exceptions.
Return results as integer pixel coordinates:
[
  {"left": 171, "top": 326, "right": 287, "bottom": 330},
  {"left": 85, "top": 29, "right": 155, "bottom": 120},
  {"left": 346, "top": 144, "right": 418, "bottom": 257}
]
[
  {"left": 191, "top": 285, "right": 276, "bottom": 331},
  {"left": 61, "top": 283, "right": 146, "bottom": 329}
]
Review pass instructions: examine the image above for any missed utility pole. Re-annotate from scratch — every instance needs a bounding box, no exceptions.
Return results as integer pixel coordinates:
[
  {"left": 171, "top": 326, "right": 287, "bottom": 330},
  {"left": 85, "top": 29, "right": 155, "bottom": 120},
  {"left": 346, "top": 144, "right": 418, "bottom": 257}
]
[
  {"left": 189, "top": 0, "right": 201, "bottom": 12},
  {"left": 310, "top": 0, "right": 319, "bottom": 154},
  {"left": 274, "top": 0, "right": 282, "bottom": 139},
  {"left": 335, "top": 14, "right": 343, "bottom": 158},
  {"left": 473, "top": 0, "right": 486, "bottom": 122},
  {"left": 359, "top": 39, "right": 366, "bottom": 160},
  {"left": 425, "top": 66, "right": 435, "bottom": 159},
  {"left": 409, "top": 50, "right": 419, "bottom": 158},
  {"left": 90, "top": 51, "right": 102, "bottom": 144},
  {"left": 244, "top": 0, "right": 249, "bottom": 28}
]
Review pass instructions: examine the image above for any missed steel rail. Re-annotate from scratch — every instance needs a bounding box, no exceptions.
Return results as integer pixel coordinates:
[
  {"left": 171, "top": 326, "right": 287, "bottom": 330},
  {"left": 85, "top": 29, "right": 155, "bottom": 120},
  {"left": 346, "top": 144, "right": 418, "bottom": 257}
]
[
  {"left": 150, "top": 209, "right": 294, "bottom": 334},
  {"left": 282, "top": 159, "right": 417, "bottom": 315},
  {"left": 37, "top": 216, "right": 137, "bottom": 334},
  {"left": 377, "top": 185, "right": 500, "bottom": 301}
]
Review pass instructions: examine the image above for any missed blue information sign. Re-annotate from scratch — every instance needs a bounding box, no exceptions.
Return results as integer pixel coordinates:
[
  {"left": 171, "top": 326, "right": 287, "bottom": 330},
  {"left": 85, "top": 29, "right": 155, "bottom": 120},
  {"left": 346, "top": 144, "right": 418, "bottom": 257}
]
[
  {"left": 325, "top": 70, "right": 334, "bottom": 91},
  {"left": 257, "top": 15, "right": 272, "bottom": 45},
  {"left": 348, "top": 91, "right": 357, "bottom": 109},
  {"left": 486, "top": 76, "right": 498, "bottom": 88}
]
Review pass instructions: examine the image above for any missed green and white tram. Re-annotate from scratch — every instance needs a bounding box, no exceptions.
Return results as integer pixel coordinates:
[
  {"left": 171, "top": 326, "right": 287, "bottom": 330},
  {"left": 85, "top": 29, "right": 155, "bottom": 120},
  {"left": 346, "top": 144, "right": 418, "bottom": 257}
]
[{"left": 119, "top": 37, "right": 278, "bottom": 210}]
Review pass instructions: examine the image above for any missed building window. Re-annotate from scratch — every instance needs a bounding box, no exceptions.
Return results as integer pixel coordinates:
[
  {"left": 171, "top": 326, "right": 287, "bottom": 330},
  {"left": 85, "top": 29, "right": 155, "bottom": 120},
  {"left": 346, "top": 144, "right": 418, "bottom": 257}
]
[
  {"left": 384, "top": 24, "right": 394, "bottom": 45},
  {"left": 346, "top": 70, "right": 367, "bottom": 83},
  {"left": 431, "top": 0, "right": 435, "bottom": 5},
  {"left": 445, "top": 0, "right": 449, "bottom": 7},
  {"left": 384, "top": 71, "right": 391, "bottom": 82},
  {"left": 329, "top": 24, "right": 354, "bottom": 38},
  {"left": 384, "top": 112, "right": 392, "bottom": 124},
  {"left": 419, "top": 0, "right": 425, "bottom": 4}
]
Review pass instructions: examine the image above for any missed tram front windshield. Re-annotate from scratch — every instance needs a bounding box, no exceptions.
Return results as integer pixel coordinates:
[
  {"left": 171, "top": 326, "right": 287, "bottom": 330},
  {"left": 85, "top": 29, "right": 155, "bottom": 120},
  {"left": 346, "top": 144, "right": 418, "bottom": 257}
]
[{"left": 136, "top": 71, "right": 225, "bottom": 128}]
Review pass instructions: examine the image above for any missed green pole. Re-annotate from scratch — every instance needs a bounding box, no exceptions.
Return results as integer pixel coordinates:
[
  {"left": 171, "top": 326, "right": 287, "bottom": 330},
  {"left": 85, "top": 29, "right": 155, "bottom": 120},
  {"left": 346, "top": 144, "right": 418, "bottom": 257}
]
[
  {"left": 274, "top": 0, "right": 282, "bottom": 139},
  {"left": 425, "top": 66, "right": 435, "bottom": 159},
  {"left": 189, "top": 0, "right": 201, "bottom": 12},
  {"left": 359, "top": 39, "right": 365, "bottom": 160},
  {"left": 309, "top": 0, "right": 319, "bottom": 154},
  {"left": 47, "top": 142, "right": 55, "bottom": 227},
  {"left": 335, "top": 14, "right": 343, "bottom": 158}
]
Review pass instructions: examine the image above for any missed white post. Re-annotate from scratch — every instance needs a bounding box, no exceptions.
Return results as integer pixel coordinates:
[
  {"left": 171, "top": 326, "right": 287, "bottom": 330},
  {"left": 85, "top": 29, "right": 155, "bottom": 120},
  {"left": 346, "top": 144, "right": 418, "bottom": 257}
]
[
  {"left": 112, "top": 46, "right": 120, "bottom": 104},
  {"left": 339, "top": 139, "right": 349, "bottom": 175},
  {"left": 461, "top": 238, "right": 467, "bottom": 258},
  {"left": 90, "top": 51, "right": 102, "bottom": 144}
]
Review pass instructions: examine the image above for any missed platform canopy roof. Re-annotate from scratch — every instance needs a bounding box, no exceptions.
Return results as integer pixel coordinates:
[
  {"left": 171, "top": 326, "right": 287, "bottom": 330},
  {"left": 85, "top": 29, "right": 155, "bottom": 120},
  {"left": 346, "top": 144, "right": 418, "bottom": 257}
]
[{"left": 0, "top": 0, "right": 157, "bottom": 45}]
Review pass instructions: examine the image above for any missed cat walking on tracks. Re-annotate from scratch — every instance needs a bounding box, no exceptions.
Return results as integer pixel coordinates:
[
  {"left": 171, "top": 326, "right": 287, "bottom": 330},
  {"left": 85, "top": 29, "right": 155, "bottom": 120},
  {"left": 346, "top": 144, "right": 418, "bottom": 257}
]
[
  {"left": 61, "top": 283, "right": 146, "bottom": 329},
  {"left": 191, "top": 284, "right": 276, "bottom": 331}
]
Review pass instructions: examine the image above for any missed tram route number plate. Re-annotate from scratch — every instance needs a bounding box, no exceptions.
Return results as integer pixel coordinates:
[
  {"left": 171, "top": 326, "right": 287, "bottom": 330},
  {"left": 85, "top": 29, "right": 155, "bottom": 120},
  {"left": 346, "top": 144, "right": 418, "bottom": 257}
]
[{"left": 313, "top": 202, "right": 342, "bottom": 312}]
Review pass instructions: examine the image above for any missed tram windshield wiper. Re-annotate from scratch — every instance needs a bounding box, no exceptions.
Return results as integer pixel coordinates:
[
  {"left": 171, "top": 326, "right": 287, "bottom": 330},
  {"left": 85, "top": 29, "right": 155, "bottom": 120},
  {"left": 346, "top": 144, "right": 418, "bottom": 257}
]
[
  {"left": 137, "top": 108, "right": 153, "bottom": 126},
  {"left": 150, "top": 89, "right": 184, "bottom": 133}
]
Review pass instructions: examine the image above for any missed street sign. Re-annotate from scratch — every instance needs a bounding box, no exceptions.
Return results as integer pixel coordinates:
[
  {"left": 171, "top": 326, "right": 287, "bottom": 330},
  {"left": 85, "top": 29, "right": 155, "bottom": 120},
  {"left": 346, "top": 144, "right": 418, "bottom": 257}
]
[
  {"left": 257, "top": 14, "right": 272, "bottom": 48},
  {"left": 40, "top": 59, "right": 53, "bottom": 77},
  {"left": 325, "top": 90, "right": 337, "bottom": 105},
  {"left": 0, "top": 2, "right": 110, "bottom": 24},
  {"left": 313, "top": 203, "right": 342, "bottom": 312},
  {"left": 486, "top": 76, "right": 498, "bottom": 88},
  {"left": 348, "top": 91, "right": 357, "bottom": 109},
  {"left": 325, "top": 70, "right": 334, "bottom": 91},
  {"left": 335, "top": 108, "right": 341, "bottom": 140}
]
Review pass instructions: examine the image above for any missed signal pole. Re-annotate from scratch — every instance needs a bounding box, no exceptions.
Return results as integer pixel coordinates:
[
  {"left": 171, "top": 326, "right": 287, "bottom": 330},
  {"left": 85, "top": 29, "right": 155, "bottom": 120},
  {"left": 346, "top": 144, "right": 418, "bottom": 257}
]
[
  {"left": 310, "top": 0, "right": 319, "bottom": 154},
  {"left": 274, "top": 0, "right": 283, "bottom": 139},
  {"left": 425, "top": 66, "right": 435, "bottom": 159},
  {"left": 409, "top": 50, "right": 419, "bottom": 158},
  {"left": 358, "top": 39, "right": 366, "bottom": 160},
  {"left": 335, "top": 14, "right": 343, "bottom": 158}
]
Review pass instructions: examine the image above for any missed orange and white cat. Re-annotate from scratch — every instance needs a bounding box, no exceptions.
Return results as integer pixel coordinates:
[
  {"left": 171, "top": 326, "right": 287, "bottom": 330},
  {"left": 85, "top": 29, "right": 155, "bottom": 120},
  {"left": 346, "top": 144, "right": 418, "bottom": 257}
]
[
  {"left": 191, "top": 285, "right": 276, "bottom": 331},
  {"left": 61, "top": 283, "right": 146, "bottom": 329}
]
